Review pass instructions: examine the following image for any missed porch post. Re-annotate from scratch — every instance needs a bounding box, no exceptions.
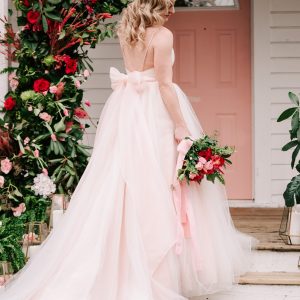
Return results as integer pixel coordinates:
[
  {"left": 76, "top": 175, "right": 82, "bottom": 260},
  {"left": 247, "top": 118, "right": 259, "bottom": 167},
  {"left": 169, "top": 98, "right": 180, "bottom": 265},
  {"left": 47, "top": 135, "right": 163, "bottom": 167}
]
[
  {"left": 252, "top": 0, "right": 272, "bottom": 205},
  {"left": 0, "top": 0, "right": 8, "bottom": 102}
]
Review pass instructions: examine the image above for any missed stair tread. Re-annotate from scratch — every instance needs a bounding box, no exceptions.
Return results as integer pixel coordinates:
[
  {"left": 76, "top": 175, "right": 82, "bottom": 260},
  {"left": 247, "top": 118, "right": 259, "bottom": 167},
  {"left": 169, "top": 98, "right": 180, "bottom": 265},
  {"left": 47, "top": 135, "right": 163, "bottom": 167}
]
[
  {"left": 257, "top": 242, "right": 300, "bottom": 251},
  {"left": 239, "top": 272, "right": 300, "bottom": 285}
]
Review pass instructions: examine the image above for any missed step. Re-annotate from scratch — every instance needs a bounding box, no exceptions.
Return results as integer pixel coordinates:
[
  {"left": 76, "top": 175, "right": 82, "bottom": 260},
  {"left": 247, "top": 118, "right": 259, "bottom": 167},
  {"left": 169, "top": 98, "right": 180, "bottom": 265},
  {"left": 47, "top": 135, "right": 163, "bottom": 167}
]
[
  {"left": 250, "top": 250, "right": 300, "bottom": 273},
  {"left": 192, "top": 285, "right": 300, "bottom": 300},
  {"left": 239, "top": 272, "right": 300, "bottom": 285},
  {"left": 257, "top": 242, "right": 300, "bottom": 252}
]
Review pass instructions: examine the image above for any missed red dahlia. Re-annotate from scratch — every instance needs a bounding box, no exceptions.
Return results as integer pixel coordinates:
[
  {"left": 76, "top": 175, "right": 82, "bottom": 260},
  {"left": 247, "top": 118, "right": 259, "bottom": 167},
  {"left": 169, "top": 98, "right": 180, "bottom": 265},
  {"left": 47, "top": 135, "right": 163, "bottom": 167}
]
[
  {"left": 33, "top": 78, "right": 50, "bottom": 93},
  {"left": 27, "top": 10, "right": 40, "bottom": 25},
  {"left": 4, "top": 96, "right": 16, "bottom": 110}
]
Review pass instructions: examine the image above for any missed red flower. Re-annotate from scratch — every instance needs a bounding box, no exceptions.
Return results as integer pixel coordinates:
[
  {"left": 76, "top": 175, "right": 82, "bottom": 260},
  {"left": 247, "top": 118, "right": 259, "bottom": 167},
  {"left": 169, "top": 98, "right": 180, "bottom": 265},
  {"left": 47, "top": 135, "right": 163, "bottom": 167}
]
[
  {"left": 211, "top": 155, "right": 225, "bottom": 169},
  {"left": 3, "top": 96, "right": 16, "bottom": 110},
  {"left": 191, "top": 173, "right": 204, "bottom": 182},
  {"left": 23, "top": 0, "right": 30, "bottom": 7},
  {"left": 86, "top": 5, "right": 94, "bottom": 14},
  {"left": 100, "top": 13, "right": 112, "bottom": 19},
  {"left": 63, "top": 56, "right": 77, "bottom": 74},
  {"left": 33, "top": 78, "right": 50, "bottom": 93},
  {"left": 90, "top": 0, "right": 98, "bottom": 4},
  {"left": 74, "top": 107, "right": 88, "bottom": 119},
  {"left": 198, "top": 148, "right": 212, "bottom": 160},
  {"left": 27, "top": 10, "right": 40, "bottom": 25}
]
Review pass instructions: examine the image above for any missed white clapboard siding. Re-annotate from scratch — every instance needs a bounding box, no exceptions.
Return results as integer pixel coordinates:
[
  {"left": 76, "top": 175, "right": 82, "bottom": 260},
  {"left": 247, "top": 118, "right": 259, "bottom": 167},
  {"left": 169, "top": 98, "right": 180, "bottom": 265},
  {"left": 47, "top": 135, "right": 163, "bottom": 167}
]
[
  {"left": 270, "top": 0, "right": 300, "bottom": 204},
  {"left": 81, "top": 37, "right": 124, "bottom": 147}
]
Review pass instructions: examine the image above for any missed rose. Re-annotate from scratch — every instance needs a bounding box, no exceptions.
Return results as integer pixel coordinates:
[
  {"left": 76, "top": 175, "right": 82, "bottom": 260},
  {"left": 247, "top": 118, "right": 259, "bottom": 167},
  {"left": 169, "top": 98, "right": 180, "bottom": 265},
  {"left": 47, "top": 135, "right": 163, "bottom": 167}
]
[
  {"left": 83, "top": 69, "right": 90, "bottom": 77},
  {"left": 198, "top": 148, "right": 212, "bottom": 160},
  {"left": 39, "top": 112, "right": 52, "bottom": 122},
  {"left": 0, "top": 176, "right": 4, "bottom": 188},
  {"left": 64, "top": 56, "right": 77, "bottom": 74},
  {"left": 33, "top": 78, "right": 50, "bottom": 93},
  {"left": 23, "top": 0, "right": 31, "bottom": 7},
  {"left": 0, "top": 158, "right": 12, "bottom": 174},
  {"left": 27, "top": 10, "right": 40, "bottom": 25},
  {"left": 195, "top": 157, "right": 207, "bottom": 171},
  {"left": 203, "top": 160, "right": 214, "bottom": 174},
  {"left": 49, "top": 86, "right": 58, "bottom": 94},
  {"left": 74, "top": 107, "right": 88, "bottom": 119},
  {"left": 211, "top": 155, "right": 225, "bottom": 169},
  {"left": 3, "top": 96, "right": 16, "bottom": 110},
  {"left": 12, "top": 203, "right": 26, "bottom": 217}
]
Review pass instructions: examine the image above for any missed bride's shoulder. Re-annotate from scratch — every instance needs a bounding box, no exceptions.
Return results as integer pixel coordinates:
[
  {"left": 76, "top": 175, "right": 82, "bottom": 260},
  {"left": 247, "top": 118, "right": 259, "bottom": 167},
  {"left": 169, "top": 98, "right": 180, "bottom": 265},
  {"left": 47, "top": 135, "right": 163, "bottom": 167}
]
[{"left": 154, "top": 26, "right": 173, "bottom": 45}]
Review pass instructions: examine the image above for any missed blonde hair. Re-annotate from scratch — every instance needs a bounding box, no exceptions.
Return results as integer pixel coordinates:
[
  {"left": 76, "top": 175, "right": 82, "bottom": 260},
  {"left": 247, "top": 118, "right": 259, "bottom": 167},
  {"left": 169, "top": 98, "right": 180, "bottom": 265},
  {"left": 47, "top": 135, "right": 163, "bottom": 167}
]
[{"left": 117, "top": 0, "right": 174, "bottom": 46}]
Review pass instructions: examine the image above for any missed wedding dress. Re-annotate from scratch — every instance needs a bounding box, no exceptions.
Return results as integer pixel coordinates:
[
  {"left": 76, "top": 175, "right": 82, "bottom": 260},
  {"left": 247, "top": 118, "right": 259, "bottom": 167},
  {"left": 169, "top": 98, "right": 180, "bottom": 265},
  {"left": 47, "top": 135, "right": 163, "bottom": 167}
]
[{"left": 0, "top": 29, "right": 254, "bottom": 300}]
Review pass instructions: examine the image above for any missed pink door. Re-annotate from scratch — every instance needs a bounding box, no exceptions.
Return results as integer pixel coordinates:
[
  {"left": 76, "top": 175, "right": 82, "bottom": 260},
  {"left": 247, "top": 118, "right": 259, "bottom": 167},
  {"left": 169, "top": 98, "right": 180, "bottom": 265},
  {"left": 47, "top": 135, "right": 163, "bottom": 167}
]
[{"left": 167, "top": 0, "right": 252, "bottom": 199}]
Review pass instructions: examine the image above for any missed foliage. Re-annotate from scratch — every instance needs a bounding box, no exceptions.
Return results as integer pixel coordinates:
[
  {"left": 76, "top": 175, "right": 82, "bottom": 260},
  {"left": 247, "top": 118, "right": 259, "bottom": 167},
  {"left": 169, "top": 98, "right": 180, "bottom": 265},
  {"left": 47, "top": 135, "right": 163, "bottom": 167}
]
[
  {"left": 177, "top": 135, "right": 234, "bottom": 185},
  {"left": 277, "top": 92, "right": 300, "bottom": 207},
  {"left": 0, "top": 0, "right": 129, "bottom": 271}
]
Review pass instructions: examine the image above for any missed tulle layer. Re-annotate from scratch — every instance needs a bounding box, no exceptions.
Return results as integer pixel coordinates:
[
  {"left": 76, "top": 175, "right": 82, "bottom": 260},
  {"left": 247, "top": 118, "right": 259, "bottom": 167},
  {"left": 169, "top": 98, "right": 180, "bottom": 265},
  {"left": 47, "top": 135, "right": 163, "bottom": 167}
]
[{"left": 0, "top": 68, "right": 254, "bottom": 300}]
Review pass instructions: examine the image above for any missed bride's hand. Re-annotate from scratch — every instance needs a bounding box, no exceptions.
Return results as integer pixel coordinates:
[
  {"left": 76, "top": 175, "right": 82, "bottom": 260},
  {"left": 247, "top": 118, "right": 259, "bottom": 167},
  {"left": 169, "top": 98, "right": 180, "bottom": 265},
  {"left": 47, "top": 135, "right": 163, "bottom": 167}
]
[{"left": 174, "top": 125, "right": 190, "bottom": 143}]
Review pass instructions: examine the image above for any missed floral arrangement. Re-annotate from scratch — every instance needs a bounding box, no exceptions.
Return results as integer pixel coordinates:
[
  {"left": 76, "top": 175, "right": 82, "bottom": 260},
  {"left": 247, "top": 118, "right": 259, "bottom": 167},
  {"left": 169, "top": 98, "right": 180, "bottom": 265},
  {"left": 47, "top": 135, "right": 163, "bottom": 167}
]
[
  {"left": 177, "top": 135, "right": 234, "bottom": 185},
  {"left": 277, "top": 92, "right": 300, "bottom": 207},
  {"left": 0, "top": 0, "right": 129, "bottom": 272}
]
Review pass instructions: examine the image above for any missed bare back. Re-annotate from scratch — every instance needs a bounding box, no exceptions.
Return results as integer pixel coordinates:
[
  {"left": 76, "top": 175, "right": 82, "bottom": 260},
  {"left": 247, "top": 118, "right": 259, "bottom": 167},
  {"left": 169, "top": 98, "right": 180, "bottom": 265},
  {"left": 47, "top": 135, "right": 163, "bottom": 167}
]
[{"left": 120, "top": 26, "right": 163, "bottom": 72}]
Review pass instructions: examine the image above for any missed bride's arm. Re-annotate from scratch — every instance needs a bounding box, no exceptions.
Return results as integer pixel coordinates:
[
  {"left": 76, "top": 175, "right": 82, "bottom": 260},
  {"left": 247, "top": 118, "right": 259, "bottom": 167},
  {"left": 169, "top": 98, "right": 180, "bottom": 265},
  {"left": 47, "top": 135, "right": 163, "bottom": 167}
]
[{"left": 153, "top": 28, "right": 190, "bottom": 142}]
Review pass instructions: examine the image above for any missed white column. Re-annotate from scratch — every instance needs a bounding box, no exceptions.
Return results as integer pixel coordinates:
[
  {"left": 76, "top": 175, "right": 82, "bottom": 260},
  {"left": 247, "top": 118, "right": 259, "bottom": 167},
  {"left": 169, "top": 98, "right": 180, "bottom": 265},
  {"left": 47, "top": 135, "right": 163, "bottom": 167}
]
[
  {"left": 252, "top": 0, "right": 272, "bottom": 205},
  {"left": 0, "top": 0, "right": 8, "bottom": 103}
]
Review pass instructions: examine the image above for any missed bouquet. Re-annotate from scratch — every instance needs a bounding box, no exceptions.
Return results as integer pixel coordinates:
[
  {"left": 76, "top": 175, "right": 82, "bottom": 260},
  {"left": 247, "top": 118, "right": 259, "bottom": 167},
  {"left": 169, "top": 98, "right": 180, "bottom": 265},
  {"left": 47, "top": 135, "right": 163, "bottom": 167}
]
[{"left": 177, "top": 135, "right": 234, "bottom": 185}]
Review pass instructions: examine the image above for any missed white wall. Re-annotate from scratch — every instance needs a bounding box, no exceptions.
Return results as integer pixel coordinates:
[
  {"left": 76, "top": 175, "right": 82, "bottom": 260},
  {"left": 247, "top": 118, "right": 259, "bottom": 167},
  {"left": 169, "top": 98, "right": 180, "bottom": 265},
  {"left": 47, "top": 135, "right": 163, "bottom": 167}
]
[{"left": 0, "top": 0, "right": 8, "bottom": 103}]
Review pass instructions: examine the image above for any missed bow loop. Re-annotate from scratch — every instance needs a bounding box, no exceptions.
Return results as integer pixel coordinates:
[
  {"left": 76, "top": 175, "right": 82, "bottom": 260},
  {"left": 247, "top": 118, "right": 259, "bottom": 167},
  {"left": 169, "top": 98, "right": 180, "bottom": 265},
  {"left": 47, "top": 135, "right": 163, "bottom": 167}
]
[{"left": 110, "top": 67, "right": 145, "bottom": 93}]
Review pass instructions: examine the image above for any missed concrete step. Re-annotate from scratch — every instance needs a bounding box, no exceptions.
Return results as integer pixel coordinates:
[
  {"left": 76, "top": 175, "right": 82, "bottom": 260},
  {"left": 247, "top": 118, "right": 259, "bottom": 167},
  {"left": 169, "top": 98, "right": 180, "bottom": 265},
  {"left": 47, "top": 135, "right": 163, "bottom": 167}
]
[
  {"left": 257, "top": 242, "right": 300, "bottom": 252},
  {"left": 192, "top": 285, "right": 300, "bottom": 300},
  {"left": 239, "top": 272, "right": 300, "bottom": 285},
  {"left": 250, "top": 250, "right": 300, "bottom": 273}
]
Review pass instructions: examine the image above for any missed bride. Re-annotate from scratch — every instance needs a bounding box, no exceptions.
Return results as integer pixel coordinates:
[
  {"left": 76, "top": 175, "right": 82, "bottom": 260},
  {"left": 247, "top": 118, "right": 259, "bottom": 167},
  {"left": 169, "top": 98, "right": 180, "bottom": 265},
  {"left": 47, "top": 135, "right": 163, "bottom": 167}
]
[{"left": 0, "top": 0, "right": 254, "bottom": 299}]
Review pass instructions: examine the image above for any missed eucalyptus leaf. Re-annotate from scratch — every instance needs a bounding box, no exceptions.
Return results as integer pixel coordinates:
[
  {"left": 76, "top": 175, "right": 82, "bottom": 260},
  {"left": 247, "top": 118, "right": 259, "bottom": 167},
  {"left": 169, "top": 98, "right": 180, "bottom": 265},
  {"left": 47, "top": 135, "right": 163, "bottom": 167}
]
[
  {"left": 291, "top": 145, "right": 300, "bottom": 168},
  {"left": 289, "top": 92, "right": 300, "bottom": 106},
  {"left": 282, "top": 140, "right": 298, "bottom": 151},
  {"left": 277, "top": 107, "right": 297, "bottom": 122}
]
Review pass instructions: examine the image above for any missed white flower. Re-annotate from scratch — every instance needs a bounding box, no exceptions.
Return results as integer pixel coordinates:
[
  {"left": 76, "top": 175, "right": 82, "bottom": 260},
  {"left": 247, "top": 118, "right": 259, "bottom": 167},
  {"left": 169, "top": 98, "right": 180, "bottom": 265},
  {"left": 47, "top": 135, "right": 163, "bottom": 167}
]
[{"left": 31, "top": 173, "right": 56, "bottom": 198}]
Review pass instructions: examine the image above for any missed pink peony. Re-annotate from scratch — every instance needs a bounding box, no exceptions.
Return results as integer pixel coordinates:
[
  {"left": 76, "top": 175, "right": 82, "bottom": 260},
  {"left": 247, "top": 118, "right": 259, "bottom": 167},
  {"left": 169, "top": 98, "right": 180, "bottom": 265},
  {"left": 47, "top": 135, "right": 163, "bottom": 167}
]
[
  {"left": 195, "top": 157, "right": 207, "bottom": 171},
  {"left": 39, "top": 112, "right": 52, "bottom": 122},
  {"left": 0, "top": 158, "right": 12, "bottom": 174},
  {"left": 49, "top": 85, "right": 58, "bottom": 94},
  {"left": 33, "top": 149, "right": 39, "bottom": 157},
  {"left": 84, "top": 100, "right": 91, "bottom": 107},
  {"left": 204, "top": 160, "right": 214, "bottom": 172},
  {"left": 75, "top": 80, "right": 81, "bottom": 88},
  {"left": 63, "top": 109, "right": 69, "bottom": 116},
  {"left": 12, "top": 203, "right": 26, "bottom": 217},
  {"left": 83, "top": 69, "right": 90, "bottom": 77},
  {"left": 51, "top": 134, "right": 57, "bottom": 141},
  {"left": 24, "top": 137, "right": 30, "bottom": 145},
  {"left": 0, "top": 175, "right": 4, "bottom": 188}
]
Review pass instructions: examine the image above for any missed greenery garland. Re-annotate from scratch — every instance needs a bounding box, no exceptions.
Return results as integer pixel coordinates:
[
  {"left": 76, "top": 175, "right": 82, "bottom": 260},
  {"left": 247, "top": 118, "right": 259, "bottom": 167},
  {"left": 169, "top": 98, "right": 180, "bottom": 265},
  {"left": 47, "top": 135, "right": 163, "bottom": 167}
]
[{"left": 0, "top": 0, "right": 129, "bottom": 272}]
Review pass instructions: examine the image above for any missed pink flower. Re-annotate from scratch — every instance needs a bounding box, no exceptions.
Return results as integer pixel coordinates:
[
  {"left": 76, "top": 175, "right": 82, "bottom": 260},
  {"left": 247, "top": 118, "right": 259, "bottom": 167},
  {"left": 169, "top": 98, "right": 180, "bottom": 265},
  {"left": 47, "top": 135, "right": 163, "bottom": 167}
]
[
  {"left": 63, "top": 109, "right": 69, "bottom": 116},
  {"left": 204, "top": 160, "right": 214, "bottom": 172},
  {"left": 42, "top": 91, "right": 48, "bottom": 96},
  {"left": 189, "top": 173, "right": 197, "bottom": 180},
  {"left": 24, "top": 137, "right": 30, "bottom": 145},
  {"left": 49, "top": 85, "right": 58, "bottom": 94},
  {"left": 42, "top": 168, "right": 48, "bottom": 176},
  {"left": 75, "top": 80, "right": 81, "bottom": 88},
  {"left": 196, "top": 157, "right": 207, "bottom": 171},
  {"left": 9, "top": 73, "right": 19, "bottom": 91},
  {"left": 33, "top": 149, "right": 39, "bottom": 157},
  {"left": 11, "top": 203, "right": 26, "bottom": 217},
  {"left": 84, "top": 100, "right": 91, "bottom": 107},
  {"left": 0, "top": 158, "right": 12, "bottom": 174},
  {"left": 39, "top": 112, "right": 52, "bottom": 122},
  {"left": 28, "top": 105, "right": 33, "bottom": 111},
  {"left": 51, "top": 134, "right": 57, "bottom": 141},
  {"left": 0, "top": 175, "right": 4, "bottom": 188},
  {"left": 83, "top": 69, "right": 90, "bottom": 77},
  {"left": 79, "top": 123, "right": 85, "bottom": 129},
  {"left": 23, "top": 232, "right": 38, "bottom": 243}
]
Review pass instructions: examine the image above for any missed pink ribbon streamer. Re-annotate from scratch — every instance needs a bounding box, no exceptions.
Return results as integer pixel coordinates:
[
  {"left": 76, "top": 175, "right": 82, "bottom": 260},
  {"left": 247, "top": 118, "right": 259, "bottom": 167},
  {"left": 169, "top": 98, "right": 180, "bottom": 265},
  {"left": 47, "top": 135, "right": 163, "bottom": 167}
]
[{"left": 172, "top": 138, "right": 202, "bottom": 270}]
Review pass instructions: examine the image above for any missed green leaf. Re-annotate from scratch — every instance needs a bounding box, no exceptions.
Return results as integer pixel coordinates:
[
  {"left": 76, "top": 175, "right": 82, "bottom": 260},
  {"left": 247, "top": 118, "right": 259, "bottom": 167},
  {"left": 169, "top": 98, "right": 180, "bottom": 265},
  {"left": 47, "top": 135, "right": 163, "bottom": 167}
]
[
  {"left": 291, "top": 145, "right": 300, "bottom": 168},
  {"left": 277, "top": 107, "right": 297, "bottom": 122},
  {"left": 44, "top": 11, "right": 62, "bottom": 22},
  {"left": 283, "top": 175, "right": 300, "bottom": 207},
  {"left": 47, "top": 0, "right": 62, "bottom": 4},
  {"left": 289, "top": 92, "right": 299, "bottom": 106},
  {"left": 66, "top": 175, "right": 75, "bottom": 188},
  {"left": 282, "top": 140, "right": 298, "bottom": 151},
  {"left": 291, "top": 109, "right": 299, "bottom": 132},
  {"left": 44, "top": 5, "right": 56, "bottom": 12},
  {"left": 296, "top": 161, "right": 300, "bottom": 173},
  {"left": 58, "top": 30, "right": 66, "bottom": 40},
  {"left": 54, "top": 117, "right": 66, "bottom": 132},
  {"left": 42, "top": 15, "right": 48, "bottom": 33}
]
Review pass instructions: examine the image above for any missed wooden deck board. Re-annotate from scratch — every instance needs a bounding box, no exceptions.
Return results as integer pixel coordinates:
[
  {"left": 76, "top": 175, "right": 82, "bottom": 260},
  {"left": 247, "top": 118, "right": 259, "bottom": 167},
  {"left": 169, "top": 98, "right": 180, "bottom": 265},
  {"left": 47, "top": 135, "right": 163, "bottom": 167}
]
[{"left": 239, "top": 272, "right": 300, "bottom": 285}]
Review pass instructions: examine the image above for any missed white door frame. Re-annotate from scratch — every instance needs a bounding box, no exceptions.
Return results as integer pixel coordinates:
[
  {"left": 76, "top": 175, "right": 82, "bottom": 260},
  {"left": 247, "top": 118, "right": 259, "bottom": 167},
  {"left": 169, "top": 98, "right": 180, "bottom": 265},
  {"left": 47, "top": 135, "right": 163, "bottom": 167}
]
[{"left": 0, "top": 0, "right": 8, "bottom": 102}]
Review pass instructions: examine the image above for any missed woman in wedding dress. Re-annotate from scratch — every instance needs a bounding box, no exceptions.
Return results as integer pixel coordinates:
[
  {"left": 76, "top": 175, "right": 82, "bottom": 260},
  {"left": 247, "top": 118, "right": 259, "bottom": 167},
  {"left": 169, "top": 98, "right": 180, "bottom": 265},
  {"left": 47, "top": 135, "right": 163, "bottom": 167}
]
[{"left": 0, "top": 0, "right": 254, "bottom": 299}]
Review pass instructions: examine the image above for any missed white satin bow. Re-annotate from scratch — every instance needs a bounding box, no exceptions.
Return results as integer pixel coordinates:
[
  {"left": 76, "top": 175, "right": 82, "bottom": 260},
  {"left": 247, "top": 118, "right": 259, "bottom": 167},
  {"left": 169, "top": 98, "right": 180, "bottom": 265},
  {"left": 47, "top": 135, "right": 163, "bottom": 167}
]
[{"left": 110, "top": 67, "right": 155, "bottom": 94}]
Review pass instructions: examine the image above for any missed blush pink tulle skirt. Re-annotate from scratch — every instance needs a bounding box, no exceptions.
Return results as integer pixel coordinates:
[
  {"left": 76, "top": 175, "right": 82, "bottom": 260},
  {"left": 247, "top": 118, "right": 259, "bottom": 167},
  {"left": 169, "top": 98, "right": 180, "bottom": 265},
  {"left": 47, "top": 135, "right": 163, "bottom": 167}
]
[{"left": 0, "top": 67, "right": 254, "bottom": 300}]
